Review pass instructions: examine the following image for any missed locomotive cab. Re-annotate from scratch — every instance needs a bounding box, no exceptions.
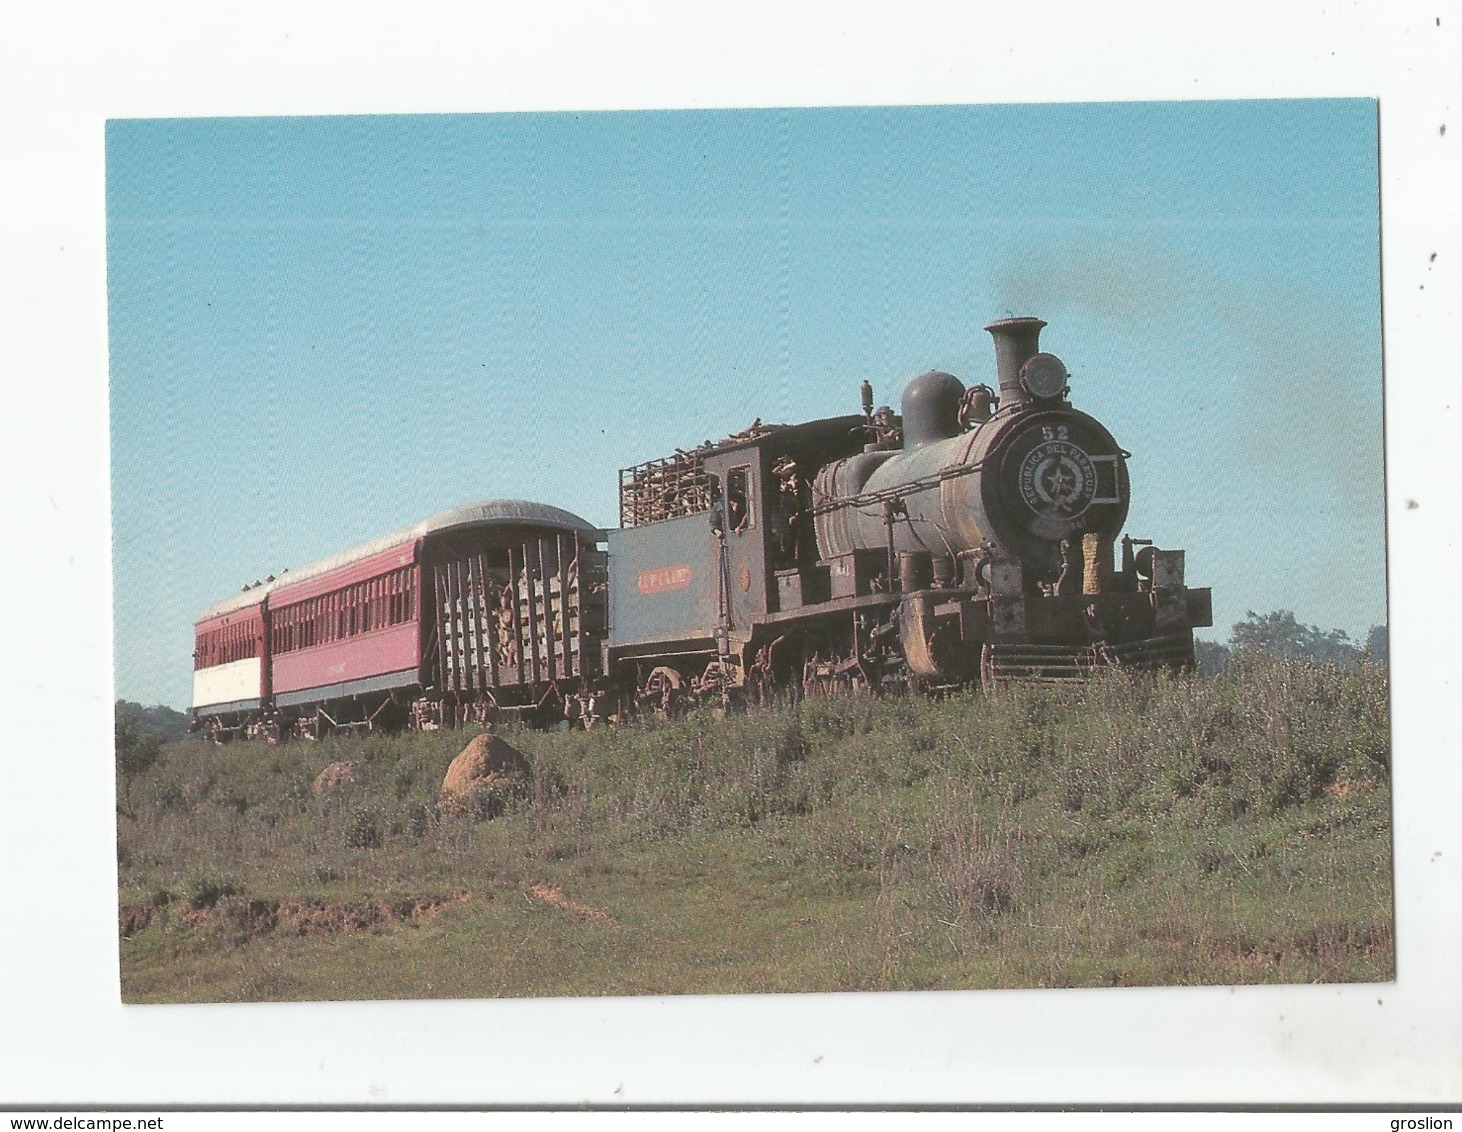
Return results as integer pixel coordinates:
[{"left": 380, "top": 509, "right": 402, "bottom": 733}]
[{"left": 607, "top": 415, "right": 869, "bottom": 702}]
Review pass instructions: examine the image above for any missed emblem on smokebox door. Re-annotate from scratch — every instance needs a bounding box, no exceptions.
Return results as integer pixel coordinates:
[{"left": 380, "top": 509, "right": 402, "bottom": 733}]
[{"left": 1019, "top": 436, "right": 1098, "bottom": 518}]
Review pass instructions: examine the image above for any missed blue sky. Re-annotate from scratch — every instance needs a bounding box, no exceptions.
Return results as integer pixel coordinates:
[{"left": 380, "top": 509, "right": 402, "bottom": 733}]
[{"left": 108, "top": 100, "right": 1384, "bottom": 709}]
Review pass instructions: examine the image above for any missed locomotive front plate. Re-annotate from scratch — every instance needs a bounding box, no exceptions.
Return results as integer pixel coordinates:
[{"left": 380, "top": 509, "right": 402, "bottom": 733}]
[{"left": 1018, "top": 437, "right": 1099, "bottom": 519}]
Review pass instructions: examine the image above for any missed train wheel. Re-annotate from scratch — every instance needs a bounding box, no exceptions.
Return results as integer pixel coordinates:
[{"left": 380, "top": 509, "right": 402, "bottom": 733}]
[{"left": 641, "top": 666, "right": 683, "bottom": 716}]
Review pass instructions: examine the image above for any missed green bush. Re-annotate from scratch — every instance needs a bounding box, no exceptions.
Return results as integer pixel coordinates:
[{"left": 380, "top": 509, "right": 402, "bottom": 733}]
[
  {"left": 185, "top": 874, "right": 241, "bottom": 910},
  {"left": 391, "top": 800, "right": 432, "bottom": 841},
  {"left": 345, "top": 807, "right": 383, "bottom": 849}
]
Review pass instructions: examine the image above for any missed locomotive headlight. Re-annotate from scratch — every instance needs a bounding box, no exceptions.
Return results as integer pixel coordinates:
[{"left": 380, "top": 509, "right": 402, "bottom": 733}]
[{"left": 1020, "top": 352, "right": 1068, "bottom": 400}]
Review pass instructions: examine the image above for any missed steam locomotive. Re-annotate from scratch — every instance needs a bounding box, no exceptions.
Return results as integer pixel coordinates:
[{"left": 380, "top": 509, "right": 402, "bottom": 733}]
[{"left": 191, "top": 317, "right": 1211, "bottom": 738}]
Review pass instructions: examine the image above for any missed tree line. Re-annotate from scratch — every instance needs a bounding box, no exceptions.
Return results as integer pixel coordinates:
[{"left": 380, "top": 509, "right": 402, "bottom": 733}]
[
  {"left": 114, "top": 700, "right": 189, "bottom": 807},
  {"left": 1195, "top": 611, "right": 1387, "bottom": 676}
]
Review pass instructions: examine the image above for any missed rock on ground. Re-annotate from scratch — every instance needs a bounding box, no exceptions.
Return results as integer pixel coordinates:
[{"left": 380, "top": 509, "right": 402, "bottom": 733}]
[
  {"left": 441, "top": 733, "right": 531, "bottom": 801},
  {"left": 312, "top": 761, "right": 359, "bottom": 797}
]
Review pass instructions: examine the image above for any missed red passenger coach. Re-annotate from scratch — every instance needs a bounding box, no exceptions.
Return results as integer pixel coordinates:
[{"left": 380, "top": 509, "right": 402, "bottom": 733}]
[
  {"left": 188, "top": 500, "right": 608, "bottom": 740},
  {"left": 268, "top": 541, "right": 421, "bottom": 732},
  {"left": 191, "top": 599, "right": 268, "bottom": 740}
]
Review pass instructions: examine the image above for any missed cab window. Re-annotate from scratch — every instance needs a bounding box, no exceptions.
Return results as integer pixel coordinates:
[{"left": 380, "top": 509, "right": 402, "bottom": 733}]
[{"left": 726, "top": 466, "right": 753, "bottom": 532}]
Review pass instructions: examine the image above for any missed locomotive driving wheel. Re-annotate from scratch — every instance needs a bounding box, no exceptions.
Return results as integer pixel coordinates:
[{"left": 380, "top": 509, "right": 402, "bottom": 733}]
[
  {"left": 980, "top": 643, "right": 997, "bottom": 690},
  {"left": 695, "top": 658, "right": 741, "bottom": 709},
  {"left": 640, "top": 665, "right": 684, "bottom": 716}
]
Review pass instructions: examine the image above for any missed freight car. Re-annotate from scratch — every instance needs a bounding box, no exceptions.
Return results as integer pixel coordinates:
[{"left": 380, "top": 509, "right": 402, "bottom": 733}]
[{"left": 190, "top": 317, "right": 1211, "bottom": 734}]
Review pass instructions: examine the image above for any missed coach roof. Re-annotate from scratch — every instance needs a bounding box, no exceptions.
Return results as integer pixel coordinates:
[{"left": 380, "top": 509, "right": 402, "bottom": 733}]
[{"left": 195, "top": 499, "right": 602, "bottom": 622}]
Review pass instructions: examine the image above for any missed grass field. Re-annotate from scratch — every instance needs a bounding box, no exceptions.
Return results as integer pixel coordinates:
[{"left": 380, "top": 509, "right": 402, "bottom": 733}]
[{"left": 117, "top": 656, "right": 1394, "bottom": 1002}]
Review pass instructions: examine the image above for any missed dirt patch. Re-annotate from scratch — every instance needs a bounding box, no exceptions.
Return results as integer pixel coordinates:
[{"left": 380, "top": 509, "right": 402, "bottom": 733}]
[
  {"left": 1324, "top": 776, "right": 1357, "bottom": 801},
  {"left": 526, "top": 883, "right": 619, "bottom": 927},
  {"left": 1200, "top": 918, "right": 1394, "bottom": 968},
  {"left": 272, "top": 899, "right": 392, "bottom": 936},
  {"left": 1295, "top": 918, "right": 1393, "bottom": 960},
  {"left": 118, "top": 904, "right": 155, "bottom": 937},
  {"left": 119, "top": 892, "right": 471, "bottom": 941}
]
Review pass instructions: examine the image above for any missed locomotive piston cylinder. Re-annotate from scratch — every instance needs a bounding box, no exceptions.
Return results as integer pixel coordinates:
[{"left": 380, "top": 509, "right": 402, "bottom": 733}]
[{"left": 898, "top": 551, "right": 934, "bottom": 593}]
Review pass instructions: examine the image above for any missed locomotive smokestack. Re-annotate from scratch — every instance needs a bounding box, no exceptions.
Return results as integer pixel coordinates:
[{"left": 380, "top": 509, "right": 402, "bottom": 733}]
[{"left": 985, "top": 317, "right": 1047, "bottom": 408}]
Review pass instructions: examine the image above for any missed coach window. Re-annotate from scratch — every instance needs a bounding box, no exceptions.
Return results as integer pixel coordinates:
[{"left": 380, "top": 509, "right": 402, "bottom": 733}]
[{"left": 727, "top": 466, "right": 753, "bottom": 533}]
